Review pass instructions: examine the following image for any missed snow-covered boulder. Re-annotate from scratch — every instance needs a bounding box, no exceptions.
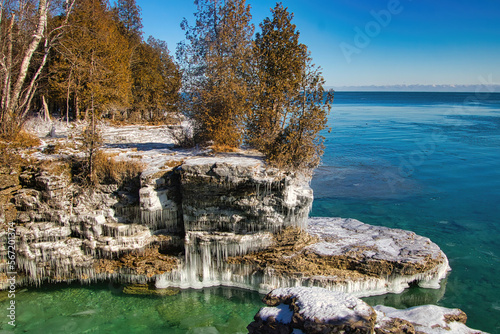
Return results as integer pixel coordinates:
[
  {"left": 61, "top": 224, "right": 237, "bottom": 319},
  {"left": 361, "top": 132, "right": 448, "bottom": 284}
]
[
  {"left": 248, "top": 287, "right": 487, "bottom": 334},
  {"left": 248, "top": 287, "right": 376, "bottom": 333}
]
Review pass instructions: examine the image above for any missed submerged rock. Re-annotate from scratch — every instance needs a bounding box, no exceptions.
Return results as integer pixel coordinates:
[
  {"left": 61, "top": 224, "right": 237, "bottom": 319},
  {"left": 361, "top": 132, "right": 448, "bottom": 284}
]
[
  {"left": 122, "top": 283, "right": 179, "bottom": 296},
  {"left": 248, "top": 287, "right": 487, "bottom": 334}
]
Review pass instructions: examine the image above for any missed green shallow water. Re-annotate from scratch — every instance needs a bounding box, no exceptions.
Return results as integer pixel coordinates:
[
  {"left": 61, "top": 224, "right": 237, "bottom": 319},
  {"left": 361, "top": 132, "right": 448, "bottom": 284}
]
[
  {"left": 1, "top": 92, "right": 499, "bottom": 333},
  {"left": 0, "top": 282, "right": 460, "bottom": 333},
  {"left": 0, "top": 283, "right": 263, "bottom": 333}
]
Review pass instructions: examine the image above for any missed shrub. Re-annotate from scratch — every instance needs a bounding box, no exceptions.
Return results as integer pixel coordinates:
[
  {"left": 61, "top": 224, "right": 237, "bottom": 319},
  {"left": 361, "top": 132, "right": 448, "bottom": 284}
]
[
  {"left": 0, "top": 130, "right": 41, "bottom": 168},
  {"left": 93, "top": 151, "right": 144, "bottom": 186}
]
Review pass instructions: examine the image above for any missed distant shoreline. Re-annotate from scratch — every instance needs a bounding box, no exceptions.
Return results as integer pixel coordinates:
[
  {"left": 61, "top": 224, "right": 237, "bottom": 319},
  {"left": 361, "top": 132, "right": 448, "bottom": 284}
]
[{"left": 326, "top": 85, "right": 500, "bottom": 93}]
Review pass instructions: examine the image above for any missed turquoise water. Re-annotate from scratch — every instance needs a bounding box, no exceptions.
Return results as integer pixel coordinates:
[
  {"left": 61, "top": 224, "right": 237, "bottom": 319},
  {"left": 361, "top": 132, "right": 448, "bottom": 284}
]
[
  {"left": 1, "top": 92, "right": 499, "bottom": 333},
  {"left": 311, "top": 92, "right": 500, "bottom": 333}
]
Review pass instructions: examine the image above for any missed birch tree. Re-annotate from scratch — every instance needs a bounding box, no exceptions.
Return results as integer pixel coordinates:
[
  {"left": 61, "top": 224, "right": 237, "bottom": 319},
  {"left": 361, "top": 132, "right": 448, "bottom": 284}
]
[{"left": 0, "top": 0, "right": 75, "bottom": 137}]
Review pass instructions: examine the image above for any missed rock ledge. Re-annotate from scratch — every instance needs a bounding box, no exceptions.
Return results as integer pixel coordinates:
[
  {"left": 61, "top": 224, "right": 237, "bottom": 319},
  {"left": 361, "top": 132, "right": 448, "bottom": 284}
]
[{"left": 248, "top": 287, "right": 487, "bottom": 334}]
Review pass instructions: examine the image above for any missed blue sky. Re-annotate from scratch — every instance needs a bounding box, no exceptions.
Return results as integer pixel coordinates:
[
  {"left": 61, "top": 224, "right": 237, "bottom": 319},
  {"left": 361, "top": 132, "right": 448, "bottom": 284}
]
[{"left": 136, "top": 0, "right": 500, "bottom": 89}]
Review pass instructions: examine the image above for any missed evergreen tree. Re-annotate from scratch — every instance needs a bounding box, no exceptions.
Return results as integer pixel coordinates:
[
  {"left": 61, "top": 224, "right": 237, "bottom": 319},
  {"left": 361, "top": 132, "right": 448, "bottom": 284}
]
[
  {"left": 178, "top": 0, "right": 254, "bottom": 148},
  {"left": 252, "top": 3, "right": 333, "bottom": 170},
  {"left": 249, "top": 2, "right": 307, "bottom": 151},
  {"left": 55, "top": 0, "right": 132, "bottom": 120},
  {"left": 131, "top": 36, "right": 181, "bottom": 121},
  {"left": 53, "top": 0, "right": 132, "bottom": 181},
  {"left": 113, "top": 0, "right": 143, "bottom": 41},
  {"left": 268, "top": 59, "right": 333, "bottom": 169}
]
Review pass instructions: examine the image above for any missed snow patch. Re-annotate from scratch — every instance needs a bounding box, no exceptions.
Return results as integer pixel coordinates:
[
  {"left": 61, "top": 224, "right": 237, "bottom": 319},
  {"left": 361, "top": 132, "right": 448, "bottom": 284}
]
[
  {"left": 258, "top": 304, "right": 293, "bottom": 324},
  {"left": 268, "top": 287, "right": 373, "bottom": 322},
  {"left": 375, "top": 305, "right": 487, "bottom": 334}
]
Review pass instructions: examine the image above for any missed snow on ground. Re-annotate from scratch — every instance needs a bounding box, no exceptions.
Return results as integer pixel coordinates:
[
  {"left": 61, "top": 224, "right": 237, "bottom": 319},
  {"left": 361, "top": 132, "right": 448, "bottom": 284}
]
[
  {"left": 24, "top": 118, "right": 197, "bottom": 176},
  {"left": 23, "top": 117, "right": 268, "bottom": 177},
  {"left": 258, "top": 304, "right": 294, "bottom": 324}
]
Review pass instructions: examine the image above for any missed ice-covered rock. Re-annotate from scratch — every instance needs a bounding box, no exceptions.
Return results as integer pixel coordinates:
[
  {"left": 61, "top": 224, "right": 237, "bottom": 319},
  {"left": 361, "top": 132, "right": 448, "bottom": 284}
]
[
  {"left": 248, "top": 287, "right": 376, "bottom": 333},
  {"left": 374, "top": 305, "right": 486, "bottom": 334},
  {"left": 225, "top": 217, "right": 449, "bottom": 296},
  {"left": 133, "top": 168, "right": 183, "bottom": 232},
  {"left": 180, "top": 156, "right": 313, "bottom": 233},
  {"left": 2, "top": 149, "right": 315, "bottom": 289},
  {"left": 154, "top": 155, "right": 314, "bottom": 289},
  {"left": 304, "top": 217, "right": 450, "bottom": 295},
  {"left": 2, "top": 124, "right": 451, "bottom": 314},
  {"left": 248, "top": 287, "right": 486, "bottom": 334}
]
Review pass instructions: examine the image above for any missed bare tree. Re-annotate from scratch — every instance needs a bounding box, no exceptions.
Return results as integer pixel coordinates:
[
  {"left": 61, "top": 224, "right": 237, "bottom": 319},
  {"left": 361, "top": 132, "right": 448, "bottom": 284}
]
[{"left": 0, "top": 0, "right": 75, "bottom": 137}]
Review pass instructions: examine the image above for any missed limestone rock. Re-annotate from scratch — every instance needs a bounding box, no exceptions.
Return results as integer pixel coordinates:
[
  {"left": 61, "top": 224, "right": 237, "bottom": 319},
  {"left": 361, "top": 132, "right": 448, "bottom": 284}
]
[
  {"left": 227, "top": 217, "right": 449, "bottom": 296},
  {"left": 248, "top": 287, "right": 487, "bottom": 334},
  {"left": 248, "top": 287, "right": 376, "bottom": 334},
  {"left": 374, "top": 305, "right": 487, "bottom": 334},
  {"left": 180, "top": 156, "right": 313, "bottom": 234},
  {"left": 304, "top": 217, "right": 450, "bottom": 294},
  {"left": 1, "top": 127, "right": 448, "bottom": 303}
]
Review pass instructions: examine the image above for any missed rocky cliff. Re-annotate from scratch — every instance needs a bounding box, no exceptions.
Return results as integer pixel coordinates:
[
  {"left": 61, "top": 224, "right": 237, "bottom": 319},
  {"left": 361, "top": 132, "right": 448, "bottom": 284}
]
[
  {"left": 0, "top": 150, "right": 314, "bottom": 290},
  {"left": 1, "top": 123, "right": 448, "bottom": 298}
]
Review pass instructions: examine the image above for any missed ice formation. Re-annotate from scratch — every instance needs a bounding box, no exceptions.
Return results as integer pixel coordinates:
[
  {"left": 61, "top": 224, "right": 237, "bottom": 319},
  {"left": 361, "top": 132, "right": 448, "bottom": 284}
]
[
  {"left": 248, "top": 287, "right": 487, "bottom": 334},
  {"left": 2, "top": 123, "right": 450, "bottom": 303}
]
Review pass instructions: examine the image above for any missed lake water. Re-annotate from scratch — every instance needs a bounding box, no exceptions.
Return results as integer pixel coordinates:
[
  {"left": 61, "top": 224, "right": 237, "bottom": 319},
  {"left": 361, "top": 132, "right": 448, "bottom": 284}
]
[
  {"left": 311, "top": 91, "right": 500, "bottom": 333},
  {"left": 1, "top": 92, "right": 499, "bottom": 333}
]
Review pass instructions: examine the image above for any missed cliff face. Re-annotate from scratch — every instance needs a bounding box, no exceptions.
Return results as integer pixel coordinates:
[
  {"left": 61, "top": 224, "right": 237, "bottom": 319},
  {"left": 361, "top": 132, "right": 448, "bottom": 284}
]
[
  {"left": 0, "top": 138, "right": 449, "bottom": 298},
  {"left": 180, "top": 156, "right": 312, "bottom": 234},
  {"left": 131, "top": 155, "right": 314, "bottom": 289},
  {"left": 0, "top": 154, "right": 314, "bottom": 289}
]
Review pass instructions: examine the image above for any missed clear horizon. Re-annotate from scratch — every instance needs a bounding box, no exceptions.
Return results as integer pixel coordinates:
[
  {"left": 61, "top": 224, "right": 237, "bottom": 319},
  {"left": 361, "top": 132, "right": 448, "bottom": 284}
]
[
  {"left": 326, "top": 83, "right": 500, "bottom": 92},
  {"left": 136, "top": 0, "right": 500, "bottom": 91}
]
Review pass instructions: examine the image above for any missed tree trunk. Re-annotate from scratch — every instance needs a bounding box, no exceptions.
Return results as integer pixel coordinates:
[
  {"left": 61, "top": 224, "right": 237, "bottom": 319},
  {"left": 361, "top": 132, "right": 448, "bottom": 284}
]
[
  {"left": 66, "top": 70, "right": 73, "bottom": 124},
  {"left": 10, "top": 0, "right": 48, "bottom": 113},
  {"left": 75, "top": 94, "right": 80, "bottom": 120},
  {"left": 42, "top": 95, "right": 50, "bottom": 121},
  {"left": 89, "top": 92, "right": 95, "bottom": 183}
]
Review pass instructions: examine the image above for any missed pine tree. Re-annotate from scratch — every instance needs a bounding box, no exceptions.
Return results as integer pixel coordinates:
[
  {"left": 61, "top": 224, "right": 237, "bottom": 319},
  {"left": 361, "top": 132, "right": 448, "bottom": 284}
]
[
  {"left": 252, "top": 3, "right": 333, "bottom": 170},
  {"left": 178, "top": 0, "right": 254, "bottom": 148},
  {"left": 56, "top": 0, "right": 132, "bottom": 120},
  {"left": 131, "top": 36, "right": 181, "bottom": 121},
  {"left": 249, "top": 2, "right": 307, "bottom": 152}
]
